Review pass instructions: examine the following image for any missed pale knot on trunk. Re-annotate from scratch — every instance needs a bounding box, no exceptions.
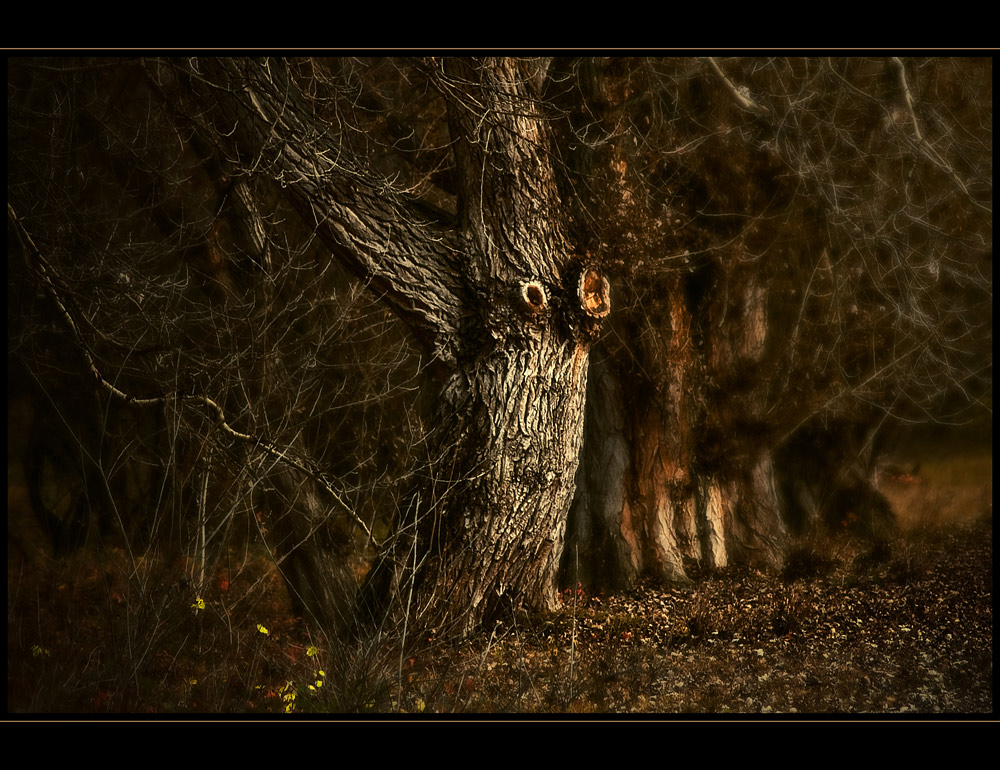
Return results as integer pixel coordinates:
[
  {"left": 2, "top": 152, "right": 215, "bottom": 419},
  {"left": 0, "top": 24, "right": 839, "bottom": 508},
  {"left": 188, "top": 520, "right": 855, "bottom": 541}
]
[{"left": 519, "top": 280, "right": 548, "bottom": 314}]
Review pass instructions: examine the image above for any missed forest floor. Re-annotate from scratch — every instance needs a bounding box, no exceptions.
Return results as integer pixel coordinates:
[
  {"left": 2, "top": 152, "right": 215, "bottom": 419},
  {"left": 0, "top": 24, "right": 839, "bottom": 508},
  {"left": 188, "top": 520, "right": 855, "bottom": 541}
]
[
  {"left": 7, "top": 438, "right": 992, "bottom": 718},
  {"left": 400, "top": 519, "right": 992, "bottom": 715}
]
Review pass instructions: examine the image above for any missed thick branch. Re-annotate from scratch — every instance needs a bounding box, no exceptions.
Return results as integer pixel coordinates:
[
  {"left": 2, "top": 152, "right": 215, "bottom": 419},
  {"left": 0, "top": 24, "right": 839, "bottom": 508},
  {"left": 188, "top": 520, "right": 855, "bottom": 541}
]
[
  {"left": 437, "top": 57, "right": 570, "bottom": 285},
  {"left": 177, "top": 57, "right": 469, "bottom": 363}
]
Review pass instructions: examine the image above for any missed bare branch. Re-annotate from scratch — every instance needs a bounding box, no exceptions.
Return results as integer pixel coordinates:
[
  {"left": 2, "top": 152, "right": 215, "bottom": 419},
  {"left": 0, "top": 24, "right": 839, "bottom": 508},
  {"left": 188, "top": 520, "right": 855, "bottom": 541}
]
[{"left": 704, "top": 57, "right": 768, "bottom": 114}]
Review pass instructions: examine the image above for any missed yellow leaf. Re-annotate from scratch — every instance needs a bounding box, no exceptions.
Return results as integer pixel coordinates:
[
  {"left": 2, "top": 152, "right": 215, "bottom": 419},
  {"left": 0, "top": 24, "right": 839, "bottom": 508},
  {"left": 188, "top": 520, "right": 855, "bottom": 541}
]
[{"left": 257, "top": 623, "right": 269, "bottom": 635}]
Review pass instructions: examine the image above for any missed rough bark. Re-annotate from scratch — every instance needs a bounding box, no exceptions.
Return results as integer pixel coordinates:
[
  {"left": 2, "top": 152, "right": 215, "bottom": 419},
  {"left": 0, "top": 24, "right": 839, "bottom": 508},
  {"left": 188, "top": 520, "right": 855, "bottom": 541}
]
[
  {"left": 567, "top": 272, "right": 701, "bottom": 587},
  {"left": 357, "top": 59, "right": 611, "bottom": 635},
  {"left": 182, "top": 57, "right": 612, "bottom": 636}
]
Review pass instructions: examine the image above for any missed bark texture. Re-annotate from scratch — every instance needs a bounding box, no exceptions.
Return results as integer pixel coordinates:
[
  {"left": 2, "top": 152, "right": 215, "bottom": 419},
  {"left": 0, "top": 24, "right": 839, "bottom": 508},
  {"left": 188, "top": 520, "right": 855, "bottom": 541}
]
[
  {"left": 182, "top": 57, "right": 613, "bottom": 635},
  {"left": 357, "top": 59, "right": 613, "bottom": 635}
]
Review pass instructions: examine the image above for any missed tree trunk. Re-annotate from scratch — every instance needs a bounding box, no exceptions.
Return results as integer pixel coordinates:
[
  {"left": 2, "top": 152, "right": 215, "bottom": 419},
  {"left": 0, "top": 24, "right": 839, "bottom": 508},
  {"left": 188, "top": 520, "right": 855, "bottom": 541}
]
[
  {"left": 566, "top": 274, "right": 700, "bottom": 587},
  {"left": 357, "top": 59, "right": 613, "bottom": 636},
  {"left": 568, "top": 267, "right": 786, "bottom": 587},
  {"left": 188, "top": 58, "right": 612, "bottom": 636},
  {"left": 374, "top": 322, "right": 593, "bottom": 635},
  {"left": 697, "top": 271, "right": 786, "bottom": 568},
  {"left": 559, "top": 57, "right": 787, "bottom": 587},
  {"left": 565, "top": 347, "right": 638, "bottom": 589}
]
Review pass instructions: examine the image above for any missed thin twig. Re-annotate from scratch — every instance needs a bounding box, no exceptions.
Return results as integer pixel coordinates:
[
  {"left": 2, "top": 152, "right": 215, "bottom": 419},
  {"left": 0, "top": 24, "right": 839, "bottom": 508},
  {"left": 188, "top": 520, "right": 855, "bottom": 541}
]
[{"left": 704, "top": 57, "right": 768, "bottom": 114}]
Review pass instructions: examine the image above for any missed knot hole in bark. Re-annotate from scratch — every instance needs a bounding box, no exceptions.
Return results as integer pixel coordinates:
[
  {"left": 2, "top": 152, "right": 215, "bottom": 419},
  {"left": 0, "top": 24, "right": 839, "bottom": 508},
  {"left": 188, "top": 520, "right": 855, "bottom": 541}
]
[
  {"left": 579, "top": 267, "right": 610, "bottom": 318},
  {"left": 519, "top": 280, "right": 548, "bottom": 314}
]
